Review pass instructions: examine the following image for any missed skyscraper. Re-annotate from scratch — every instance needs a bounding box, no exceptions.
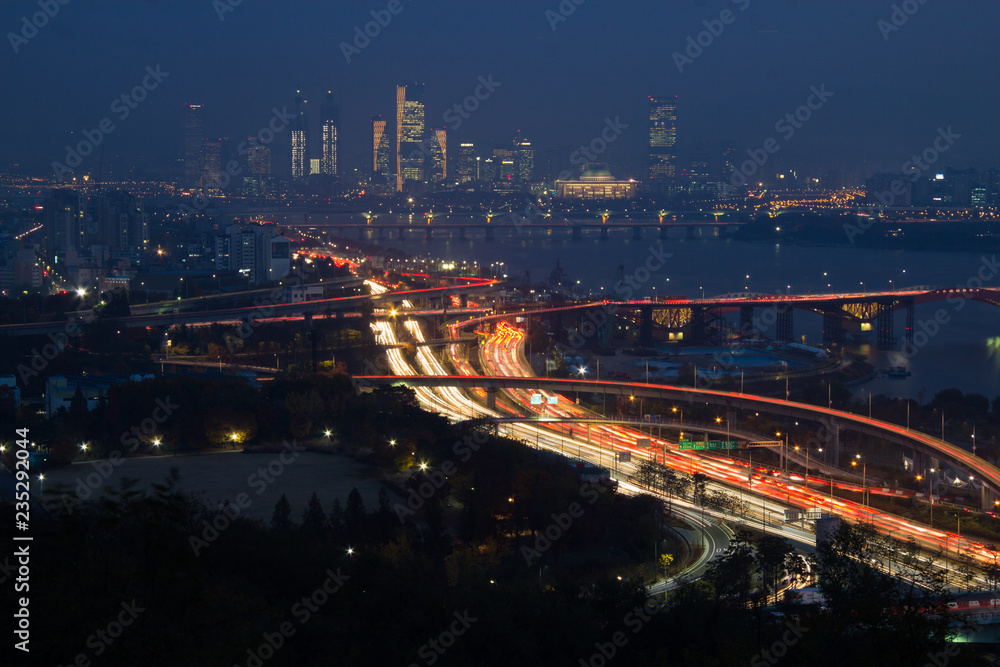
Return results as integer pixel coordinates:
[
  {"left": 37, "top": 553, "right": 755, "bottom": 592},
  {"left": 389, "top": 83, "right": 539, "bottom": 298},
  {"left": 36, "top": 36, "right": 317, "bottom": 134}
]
[
  {"left": 184, "top": 104, "right": 205, "bottom": 189},
  {"left": 456, "top": 143, "right": 476, "bottom": 183},
  {"left": 291, "top": 91, "right": 308, "bottom": 181},
  {"left": 396, "top": 82, "right": 425, "bottom": 191},
  {"left": 429, "top": 128, "right": 447, "bottom": 181},
  {"left": 648, "top": 96, "right": 677, "bottom": 189},
  {"left": 247, "top": 141, "right": 272, "bottom": 175},
  {"left": 320, "top": 91, "right": 340, "bottom": 178},
  {"left": 371, "top": 115, "right": 391, "bottom": 186},
  {"left": 720, "top": 140, "right": 737, "bottom": 182},
  {"left": 515, "top": 140, "right": 535, "bottom": 186},
  {"left": 200, "top": 138, "right": 223, "bottom": 189}
]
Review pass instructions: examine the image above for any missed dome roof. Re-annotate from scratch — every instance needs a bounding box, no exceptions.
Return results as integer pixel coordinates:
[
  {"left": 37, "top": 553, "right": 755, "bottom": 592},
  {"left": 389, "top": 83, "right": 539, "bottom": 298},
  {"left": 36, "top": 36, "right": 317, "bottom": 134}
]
[{"left": 580, "top": 166, "right": 615, "bottom": 182}]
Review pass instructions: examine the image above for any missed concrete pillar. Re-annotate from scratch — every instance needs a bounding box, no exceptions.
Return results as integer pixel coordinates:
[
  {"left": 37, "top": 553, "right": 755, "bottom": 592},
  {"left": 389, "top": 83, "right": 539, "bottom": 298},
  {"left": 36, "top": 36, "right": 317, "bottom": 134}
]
[
  {"left": 600, "top": 227, "right": 609, "bottom": 241},
  {"left": 633, "top": 226, "right": 642, "bottom": 240},
  {"left": 572, "top": 226, "right": 582, "bottom": 240},
  {"left": 659, "top": 226, "right": 669, "bottom": 240},
  {"left": 486, "top": 387, "right": 497, "bottom": 410}
]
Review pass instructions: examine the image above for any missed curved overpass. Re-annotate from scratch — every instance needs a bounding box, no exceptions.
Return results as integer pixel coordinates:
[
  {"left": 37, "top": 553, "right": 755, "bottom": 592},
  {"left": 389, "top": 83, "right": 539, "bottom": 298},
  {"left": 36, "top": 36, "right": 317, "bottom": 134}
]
[{"left": 357, "top": 375, "right": 998, "bottom": 504}]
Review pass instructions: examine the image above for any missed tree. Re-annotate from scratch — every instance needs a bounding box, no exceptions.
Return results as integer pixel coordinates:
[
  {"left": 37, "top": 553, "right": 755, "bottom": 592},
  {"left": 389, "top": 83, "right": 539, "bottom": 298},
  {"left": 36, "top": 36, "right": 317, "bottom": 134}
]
[
  {"left": 691, "top": 473, "right": 708, "bottom": 506},
  {"left": 328, "top": 498, "right": 344, "bottom": 533},
  {"left": 658, "top": 553, "right": 674, "bottom": 575},
  {"left": 344, "top": 488, "right": 366, "bottom": 540},
  {"left": 815, "top": 520, "right": 956, "bottom": 665},
  {"left": 301, "top": 492, "right": 326, "bottom": 536},
  {"left": 271, "top": 494, "right": 292, "bottom": 531}
]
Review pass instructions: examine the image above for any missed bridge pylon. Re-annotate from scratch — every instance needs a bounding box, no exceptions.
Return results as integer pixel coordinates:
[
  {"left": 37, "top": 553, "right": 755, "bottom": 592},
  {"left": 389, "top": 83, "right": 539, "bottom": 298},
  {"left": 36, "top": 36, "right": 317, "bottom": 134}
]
[
  {"left": 876, "top": 301, "right": 895, "bottom": 347},
  {"left": 822, "top": 310, "right": 844, "bottom": 343},
  {"left": 739, "top": 306, "right": 755, "bottom": 339},
  {"left": 777, "top": 305, "right": 793, "bottom": 343}
]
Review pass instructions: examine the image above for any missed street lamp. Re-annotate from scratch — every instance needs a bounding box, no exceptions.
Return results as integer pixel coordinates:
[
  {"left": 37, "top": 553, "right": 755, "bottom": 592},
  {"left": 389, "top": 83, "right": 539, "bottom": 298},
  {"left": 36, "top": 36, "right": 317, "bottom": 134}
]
[
  {"left": 776, "top": 431, "right": 788, "bottom": 473},
  {"left": 852, "top": 455, "right": 867, "bottom": 510}
]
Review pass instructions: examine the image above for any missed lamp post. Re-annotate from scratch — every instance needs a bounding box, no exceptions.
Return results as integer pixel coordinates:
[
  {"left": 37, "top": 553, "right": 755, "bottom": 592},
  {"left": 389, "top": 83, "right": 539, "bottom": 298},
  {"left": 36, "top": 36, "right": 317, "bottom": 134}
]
[{"left": 852, "top": 455, "right": 867, "bottom": 511}]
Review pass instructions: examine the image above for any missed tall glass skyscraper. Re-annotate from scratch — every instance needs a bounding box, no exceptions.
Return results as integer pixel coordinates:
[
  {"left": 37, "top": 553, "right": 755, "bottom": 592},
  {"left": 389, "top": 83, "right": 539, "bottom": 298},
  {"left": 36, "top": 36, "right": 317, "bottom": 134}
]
[
  {"left": 649, "top": 96, "right": 677, "bottom": 188},
  {"left": 320, "top": 91, "right": 339, "bottom": 178},
  {"left": 456, "top": 143, "right": 476, "bottom": 183},
  {"left": 183, "top": 104, "right": 205, "bottom": 189},
  {"left": 371, "top": 115, "right": 391, "bottom": 186},
  {"left": 396, "top": 82, "right": 425, "bottom": 191},
  {"left": 291, "top": 91, "right": 308, "bottom": 181},
  {"left": 429, "top": 128, "right": 447, "bottom": 181}
]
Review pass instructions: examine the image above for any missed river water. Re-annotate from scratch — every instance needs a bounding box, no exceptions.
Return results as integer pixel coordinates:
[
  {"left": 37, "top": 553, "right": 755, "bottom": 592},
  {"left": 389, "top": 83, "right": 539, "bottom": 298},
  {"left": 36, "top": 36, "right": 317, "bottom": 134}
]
[{"left": 277, "top": 213, "right": 1000, "bottom": 401}]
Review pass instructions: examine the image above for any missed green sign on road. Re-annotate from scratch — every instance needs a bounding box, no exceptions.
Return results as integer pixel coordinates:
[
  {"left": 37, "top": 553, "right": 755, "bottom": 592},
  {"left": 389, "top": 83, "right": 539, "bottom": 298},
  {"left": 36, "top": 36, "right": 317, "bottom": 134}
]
[{"left": 678, "top": 438, "right": 738, "bottom": 451}]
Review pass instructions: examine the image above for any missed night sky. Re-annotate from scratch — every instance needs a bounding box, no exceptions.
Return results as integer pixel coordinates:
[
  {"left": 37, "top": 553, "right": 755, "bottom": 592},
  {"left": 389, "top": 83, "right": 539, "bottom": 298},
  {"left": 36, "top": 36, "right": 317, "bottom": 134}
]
[{"left": 2, "top": 0, "right": 998, "bottom": 180}]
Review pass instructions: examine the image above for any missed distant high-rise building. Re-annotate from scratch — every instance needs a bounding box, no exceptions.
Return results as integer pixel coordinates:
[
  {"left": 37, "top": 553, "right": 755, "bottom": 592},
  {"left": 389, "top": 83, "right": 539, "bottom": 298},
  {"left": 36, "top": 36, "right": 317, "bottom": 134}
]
[
  {"left": 396, "top": 82, "right": 425, "bottom": 190},
  {"left": 44, "top": 189, "right": 86, "bottom": 262},
  {"left": 649, "top": 96, "right": 677, "bottom": 189},
  {"left": 200, "top": 138, "right": 224, "bottom": 190},
  {"left": 184, "top": 104, "right": 205, "bottom": 189},
  {"left": 309, "top": 159, "right": 321, "bottom": 176},
  {"left": 720, "top": 140, "right": 737, "bottom": 182},
  {"left": 515, "top": 140, "right": 535, "bottom": 186},
  {"left": 371, "top": 115, "right": 391, "bottom": 186},
  {"left": 456, "top": 143, "right": 477, "bottom": 183},
  {"left": 429, "top": 129, "right": 447, "bottom": 181},
  {"left": 320, "top": 91, "right": 340, "bottom": 178},
  {"left": 247, "top": 141, "right": 272, "bottom": 175},
  {"left": 291, "top": 92, "right": 308, "bottom": 181},
  {"left": 97, "top": 190, "right": 148, "bottom": 260}
]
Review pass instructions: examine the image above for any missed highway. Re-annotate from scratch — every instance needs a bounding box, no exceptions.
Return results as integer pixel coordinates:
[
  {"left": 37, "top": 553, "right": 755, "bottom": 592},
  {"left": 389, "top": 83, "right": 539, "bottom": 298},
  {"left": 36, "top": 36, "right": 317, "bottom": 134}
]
[{"left": 362, "top": 316, "right": 1000, "bottom": 573}]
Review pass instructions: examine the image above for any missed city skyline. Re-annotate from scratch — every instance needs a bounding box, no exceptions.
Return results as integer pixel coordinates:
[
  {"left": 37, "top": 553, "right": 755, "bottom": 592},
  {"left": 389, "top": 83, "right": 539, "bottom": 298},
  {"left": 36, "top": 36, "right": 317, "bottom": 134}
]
[{"left": 4, "top": 1, "right": 1000, "bottom": 182}]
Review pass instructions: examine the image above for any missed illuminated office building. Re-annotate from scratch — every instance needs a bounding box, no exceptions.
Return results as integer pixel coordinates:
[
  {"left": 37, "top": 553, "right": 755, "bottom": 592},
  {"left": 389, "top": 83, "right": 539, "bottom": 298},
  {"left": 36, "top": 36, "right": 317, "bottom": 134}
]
[
  {"left": 396, "top": 82, "right": 425, "bottom": 190},
  {"left": 320, "top": 91, "right": 339, "bottom": 178},
  {"left": 291, "top": 91, "right": 308, "bottom": 181},
  {"left": 649, "top": 95, "right": 677, "bottom": 188}
]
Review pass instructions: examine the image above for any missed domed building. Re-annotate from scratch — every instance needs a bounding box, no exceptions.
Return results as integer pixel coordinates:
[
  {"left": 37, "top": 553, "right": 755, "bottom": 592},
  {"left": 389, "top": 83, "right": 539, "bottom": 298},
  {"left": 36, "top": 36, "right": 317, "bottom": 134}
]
[{"left": 556, "top": 164, "right": 637, "bottom": 199}]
